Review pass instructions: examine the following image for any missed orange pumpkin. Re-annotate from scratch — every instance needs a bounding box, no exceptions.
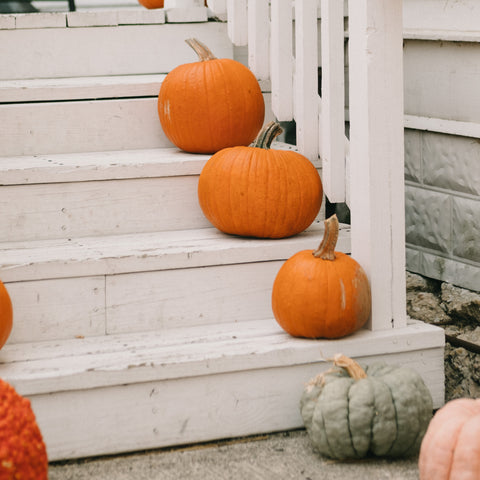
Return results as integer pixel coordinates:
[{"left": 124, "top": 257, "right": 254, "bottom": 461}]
[
  {"left": 0, "top": 280, "right": 12, "bottom": 349},
  {"left": 419, "top": 398, "right": 480, "bottom": 480},
  {"left": 137, "top": 0, "right": 164, "bottom": 8},
  {"left": 198, "top": 122, "right": 323, "bottom": 238},
  {"left": 272, "top": 214, "right": 371, "bottom": 338},
  {"left": 158, "top": 38, "right": 265, "bottom": 154}
]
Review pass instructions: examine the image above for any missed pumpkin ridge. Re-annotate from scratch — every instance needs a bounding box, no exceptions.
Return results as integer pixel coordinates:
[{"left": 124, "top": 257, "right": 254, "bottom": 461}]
[
  {"left": 380, "top": 378, "right": 400, "bottom": 457},
  {"left": 368, "top": 376, "right": 397, "bottom": 456},
  {"left": 382, "top": 368, "right": 427, "bottom": 457},
  {"left": 346, "top": 381, "right": 363, "bottom": 458}
]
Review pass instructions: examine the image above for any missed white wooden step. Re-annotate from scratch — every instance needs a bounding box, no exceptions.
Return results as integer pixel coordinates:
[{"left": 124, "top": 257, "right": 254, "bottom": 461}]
[
  {"left": 0, "top": 148, "right": 212, "bottom": 241},
  {"left": 1, "top": 223, "right": 348, "bottom": 343},
  {"left": 0, "top": 12, "right": 224, "bottom": 80},
  {"left": 0, "top": 317, "right": 445, "bottom": 460},
  {"left": 0, "top": 73, "right": 272, "bottom": 156}
]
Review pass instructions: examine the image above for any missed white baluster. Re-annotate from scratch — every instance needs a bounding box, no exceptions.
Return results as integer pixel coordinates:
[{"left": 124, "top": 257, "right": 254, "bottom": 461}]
[
  {"left": 270, "top": 0, "right": 294, "bottom": 121},
  {"left": 294, "top": 0, "right": 319, "bottom": 162},
  {"left": 348, "top": 0, "right": 407, "bottom": 330},
  {"left": 320, "top": 0, "right": 345, "bottom": 203},
  {"left": 227, "top": 0, "right": 248, "bottom": 46},
  {"left": 247, "top": 0, "right": 270, "bottom": 81}
]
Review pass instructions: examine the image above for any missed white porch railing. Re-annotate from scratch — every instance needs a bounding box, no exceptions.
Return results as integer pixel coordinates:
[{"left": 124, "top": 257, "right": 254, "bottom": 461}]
[{"left": 207, "top": 0, "right": 407, "bottom": 332}]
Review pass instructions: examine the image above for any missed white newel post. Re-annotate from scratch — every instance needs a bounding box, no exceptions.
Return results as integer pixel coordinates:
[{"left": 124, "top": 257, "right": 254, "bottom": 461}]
[{"left": 348, "top": 0, "right": 407, "bottom": 330}]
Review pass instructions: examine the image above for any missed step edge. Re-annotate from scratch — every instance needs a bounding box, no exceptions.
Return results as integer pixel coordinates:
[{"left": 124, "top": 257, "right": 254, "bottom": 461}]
[
  {"left": 0, "top": 223, "right": 348, "bottom": 282},
  {"left": 0, "top": 74, "right": 167, "bottom": 103},
  {"left": 0, "top": 147, "right": 210, "bottom": 185},
  {"left": 2, "top": 320, "right": 444, "bottom": 397}
]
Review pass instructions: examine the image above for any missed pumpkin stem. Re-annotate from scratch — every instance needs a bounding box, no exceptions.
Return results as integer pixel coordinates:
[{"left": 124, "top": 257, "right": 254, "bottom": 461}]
[
  {"left": 252, "top": 121, "right": 283, "bottom": 149},
  {"left": 331, "top": 353, "right": 367, "bottom": 380},
  {"left": 185, "top": 38, "right": 217, "bottom": 61},
  {"left": 313, "top": 214, "right": 339, "bottom": 261}
]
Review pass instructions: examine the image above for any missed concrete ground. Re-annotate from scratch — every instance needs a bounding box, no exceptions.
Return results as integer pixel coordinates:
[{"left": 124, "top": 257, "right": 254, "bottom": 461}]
[{"left": 48, "top": 429, "right": 420, "bottom": 480}]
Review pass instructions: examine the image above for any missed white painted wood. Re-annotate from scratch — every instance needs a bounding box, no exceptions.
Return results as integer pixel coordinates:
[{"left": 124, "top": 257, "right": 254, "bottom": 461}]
[
  {"left": 106, "top": 261, "right": 283, "bottom": 334},
  {"left": 67, "top": 10, "right": 119, "bottom": 26},
  {"left": 0, "top": 148, "right": 209, "bottom": 185},
  {"left": 294, "top": 0, "right": 319, "bottom": 163},
  {"left": 403, "top": 29, "right": 480, "bottom": 43},
  {"left": 269, "top": 0, "right": 293, "bottom": 121},
  {"left": 0, "top": 223, "right": 349, "bottom": 283},
  {"left": 1, "top": 142, "right": 303, "bottom": 187},
  {"left": 0, "top": 317, "right": 443, "bottom": 459},
  {"left": 116, "top": 8, "right": 166, "bottom": 25},
  {"left": 404, "top": 40, "right": 480, "bottom": 125},
  {"left": 0, "top": 176, "right": 208, "bottom": 242},
  {"left": 6, "top": 277, "right": 105, "bottom": 344},
  {"left": 226, "top": 0, "right": 247, "bottom": 46},
  {"left": 0, "top": 74, "right": 165, "bottom": 103},
  {"left": 348, "top": 0, "right": 407, "bottom": 330},
  {"left": 206, "top": 0, "right": 226, "bottom": 18},
  {"left": 1, "top": 318, "right": 444, "bottom": 398},
  {"left": 0, "top": 22, "right": 232, "bottom": 79},
  {"left": 247, "top": 0, "right": 269, "bottom": 81},
  {"left": 14, "top": 12, "right": 66, "bottom": 29},
  {"left": 32, "top": 343, "right": 444, "bottom": 460},
  {"left": 164, "top": 6, "right": 208, "bottom": 23},
  {"left": 402, "top": 0, "right": 480, "bottom": 33},
  {"left": 0, "top": 98, "right": 172, "bottom": 156},
  {"left": 0, "top": 15, "right": 15, "bottom": 30},
  {"left": 404, "top": 115, "right": 480, "bottom": 139},
  {"left": 319, "top": 0, "right": 345, "bottom": 203}
]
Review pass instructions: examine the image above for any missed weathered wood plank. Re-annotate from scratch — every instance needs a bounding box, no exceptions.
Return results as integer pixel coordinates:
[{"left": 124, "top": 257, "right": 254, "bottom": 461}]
[
  {"left": 0, "top": 22, "right": 231, "bottom": 80},
  {"left": 0, "top": 74, "right": 165, "bottom": 102},
  {"left": 6, "top": 276, "right": 105, "bottom": 344},
  {"left": 0, "top": 148, "right": 209, "bottom": 185},
  {"left": 0, "top": 223, "right": 349, "bottom": 283},
  {"left": 0, "top": 175, "right": 208, "bottom": 242},
  {"left": 0, "top": 317, "right": 444, "bottom": 398},
  {"left": 106, "top": 261, "right": 284, "bottom": 334},
  {"left": 31, "top": 342, "right": 444, "bottom": 460},
  {"left": 0, "top": 98, "right": 172, "bottom": 156}
]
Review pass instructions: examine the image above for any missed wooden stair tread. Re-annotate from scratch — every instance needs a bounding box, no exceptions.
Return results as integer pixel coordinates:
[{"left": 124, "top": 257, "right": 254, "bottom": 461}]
[
  {"left": 0, "top": 318, "right": 445, "bottom": 397},
  {"left": 0, "top": 223, "right": 349, "bottom": 282},
  {"left": 0, "top": 147, "right": 210, "bottom": 185},
  {"left": 0, "top": 74, "right": 166, "bottom": 103}
]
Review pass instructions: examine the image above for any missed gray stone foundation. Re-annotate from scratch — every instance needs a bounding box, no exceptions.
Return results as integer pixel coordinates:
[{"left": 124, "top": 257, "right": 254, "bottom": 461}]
[{"left": 406, "top": 271, "right": 480, "bottom": 401}]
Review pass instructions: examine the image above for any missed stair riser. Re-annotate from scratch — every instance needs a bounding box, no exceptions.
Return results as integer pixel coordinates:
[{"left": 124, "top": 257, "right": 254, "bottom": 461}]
[
  {"left": 0, "top": 93, "right": 273, "bottom": 156},
  {"left": 0, "top": 175, "right": 210, "bottom": 242},
  {"left": 0, "top": 22, "right": 232, "bottom": 80},
  {"left": 30, "top": 348, "right": 444, "bottom": 461},
  {"left": 6, "top": 261, "right": 284, "bottom": 344},
  {"left": 0, "top": 98, "right": 173, "bottom": 156}
]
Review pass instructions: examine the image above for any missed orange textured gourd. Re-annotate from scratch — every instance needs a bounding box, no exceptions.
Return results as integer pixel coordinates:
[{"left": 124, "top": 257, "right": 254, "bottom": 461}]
[
  {"left": 272, "top": 215, "right": 371, "bottom": 338},
  {"left": 0, "top": 280, "right": 12, "bottom": 349},
  {"left": 158, "top": 38, "right": 265, "bottom": 154},
  {"left": 0, "top": 379, "right": 48, "bottom": 479},
  {"left": 198, "top": 122, "right": 323, "bottom": 238},
  {"left": 419, "top": 398, "right": 480, "bottom": 480},
  {"left": 137, "top": 0, "right": 164, "bottom": 8}
]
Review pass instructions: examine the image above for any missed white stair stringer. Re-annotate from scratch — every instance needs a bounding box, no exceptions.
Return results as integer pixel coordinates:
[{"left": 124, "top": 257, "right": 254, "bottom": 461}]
[{"left": 0, "top": 317, "right": 445, "bottom": 461}]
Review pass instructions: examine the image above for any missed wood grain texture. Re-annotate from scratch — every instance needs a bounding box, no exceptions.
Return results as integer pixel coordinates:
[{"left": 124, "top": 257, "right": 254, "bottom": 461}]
[
  {"left": 0, "top": 223, "right": 349, "bottom": 282},
  {"left": 0, "top": 22, "right": 231, "bottom": 80}
]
